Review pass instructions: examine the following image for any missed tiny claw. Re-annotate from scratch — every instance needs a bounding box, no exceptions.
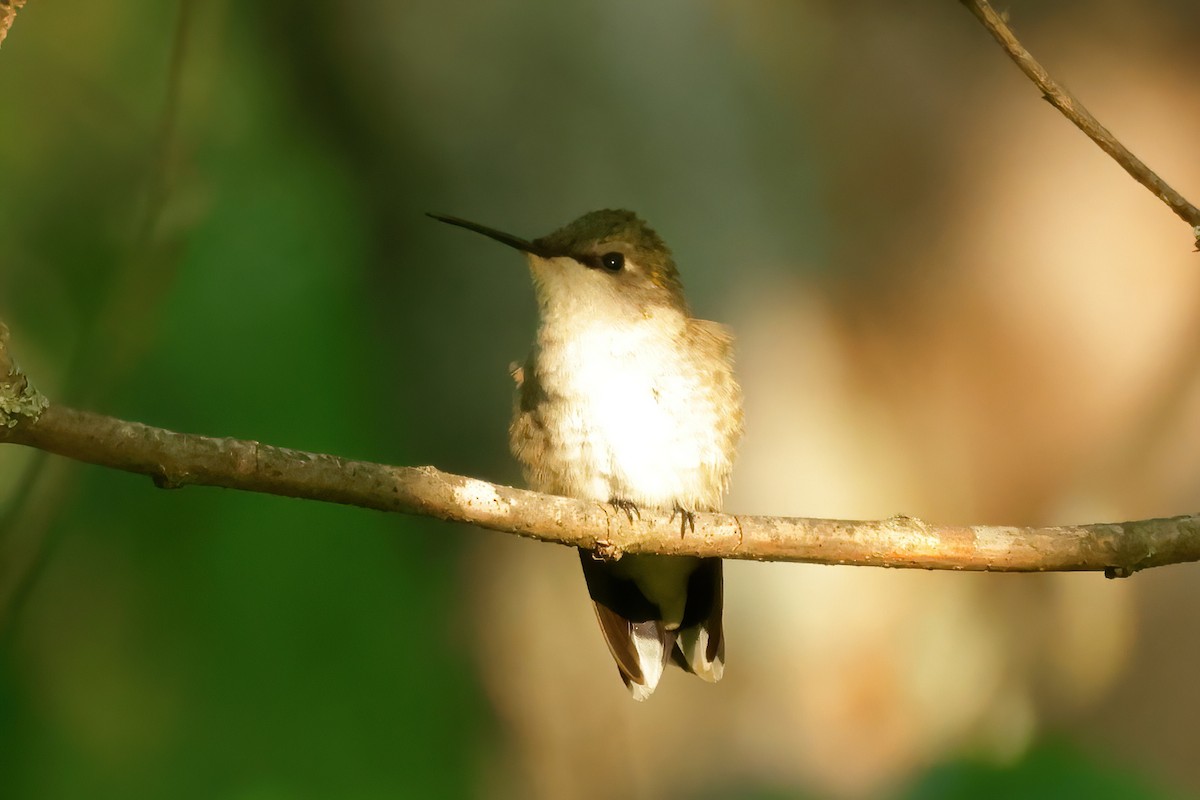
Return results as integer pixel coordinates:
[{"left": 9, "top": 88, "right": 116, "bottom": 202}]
[
  {"left": 670, "top": 503, "right": 696, "bottom": 538},
  {"left": 609, "top": 498, "right": 640, "bottom": 523}
]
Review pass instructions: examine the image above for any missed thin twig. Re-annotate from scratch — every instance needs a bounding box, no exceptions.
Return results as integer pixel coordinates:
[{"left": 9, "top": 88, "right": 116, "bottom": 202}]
[
  {"left": 959, "top": 0, "right": 1200, "bottom": 247},
  {"left": 72, "top": 0, "right": 196, "bottom": 400}
]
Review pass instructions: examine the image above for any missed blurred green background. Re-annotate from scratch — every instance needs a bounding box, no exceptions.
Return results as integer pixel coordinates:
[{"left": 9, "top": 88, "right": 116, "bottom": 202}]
[{"left": 2, "top": 1, "right": 1199, "bottom": 798}]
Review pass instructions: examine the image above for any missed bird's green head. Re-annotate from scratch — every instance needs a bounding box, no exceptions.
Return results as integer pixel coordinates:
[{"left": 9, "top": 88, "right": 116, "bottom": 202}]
[{"left": 429, "top": 209, "right": 688, "bottom": 315}]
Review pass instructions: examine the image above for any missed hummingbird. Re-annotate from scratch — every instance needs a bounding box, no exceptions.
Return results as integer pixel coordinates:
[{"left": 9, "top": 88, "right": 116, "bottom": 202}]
[{"left": 429, "top": 209, "right": 743, "bottom": 700}]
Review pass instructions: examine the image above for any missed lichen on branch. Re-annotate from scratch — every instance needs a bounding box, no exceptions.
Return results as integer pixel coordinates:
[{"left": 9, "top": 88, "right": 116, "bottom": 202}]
[{"left": 0, "top": 323, "right": 49, "bottom": 429}]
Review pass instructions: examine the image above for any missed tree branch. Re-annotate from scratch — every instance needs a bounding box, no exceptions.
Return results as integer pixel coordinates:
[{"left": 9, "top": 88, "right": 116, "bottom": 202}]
[
  {"left": 959, "top": 0, "right": 1200, "bottom": 249},
  {"left": 1, "top": 326, "right": 1197, "bottom": 576}
]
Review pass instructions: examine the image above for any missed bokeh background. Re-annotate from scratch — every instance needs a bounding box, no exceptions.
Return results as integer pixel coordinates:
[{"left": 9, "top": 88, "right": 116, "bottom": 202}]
[{"left": 2, "top": 1, "right": 1200, "bottom": 797}]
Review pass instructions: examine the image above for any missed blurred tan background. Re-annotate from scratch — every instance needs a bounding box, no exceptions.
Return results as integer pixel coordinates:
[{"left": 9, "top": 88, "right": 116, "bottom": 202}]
[{"left": 2, "top": 1, "right": 1199, "bottom": 798}]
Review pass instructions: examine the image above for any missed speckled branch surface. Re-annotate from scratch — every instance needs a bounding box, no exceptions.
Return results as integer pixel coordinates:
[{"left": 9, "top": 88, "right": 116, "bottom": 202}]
[
  {"left": 959, "top": 0, "right": 1200, "bottom": 247},
  {"left": 2, "top": 326, "right": 1198, "bottom": 575}
]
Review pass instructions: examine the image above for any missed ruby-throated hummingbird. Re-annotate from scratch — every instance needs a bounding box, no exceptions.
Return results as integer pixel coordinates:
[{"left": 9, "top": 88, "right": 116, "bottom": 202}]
[{"left": 430, "top": 209, "right": 743, "bottom": 700}]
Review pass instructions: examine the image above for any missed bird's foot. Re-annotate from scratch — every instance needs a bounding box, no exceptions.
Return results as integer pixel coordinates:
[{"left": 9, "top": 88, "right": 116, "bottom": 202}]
[
  {"left": 508, "top": 361, "right": 524, "bottom": 388},
  {"left": 609, "top": 497, "right": 641, "bottom": 524},
  {"left": 670, "top": 503, "right": 696, "bottom": 538}
]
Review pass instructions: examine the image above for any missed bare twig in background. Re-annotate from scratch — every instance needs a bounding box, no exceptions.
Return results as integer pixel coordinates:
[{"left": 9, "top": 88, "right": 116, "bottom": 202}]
[
  {"left": 0, "top": 0, "right": 197, "bottom": 634},
  {"left": 0, "top": 0, "right": 28, "bottom": 49},
  {"left": 1, "top": 324, "right": 1198, "bottom": 576},
  {"left": 74, "top": 0, "right": 196, "bottom": 399},
  {"left": 959, "top": 0, "right": 1200, "bottom": 248}
]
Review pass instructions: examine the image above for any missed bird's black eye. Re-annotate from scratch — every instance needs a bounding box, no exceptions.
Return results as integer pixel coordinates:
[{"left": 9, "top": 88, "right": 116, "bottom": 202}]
[{"left": 600, "top": 252, "right": 624, "bottom": 272}]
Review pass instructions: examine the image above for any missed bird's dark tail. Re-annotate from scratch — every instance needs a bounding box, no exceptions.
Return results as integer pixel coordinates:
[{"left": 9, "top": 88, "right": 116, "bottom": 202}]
[{"left": 579, "top": 551, "right": 724, "bottom": 700}]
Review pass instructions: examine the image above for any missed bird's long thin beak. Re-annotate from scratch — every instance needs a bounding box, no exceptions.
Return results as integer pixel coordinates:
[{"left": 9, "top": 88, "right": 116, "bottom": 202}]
[{"left": 427, "top": 213, "right": 546, "bottom": 256}]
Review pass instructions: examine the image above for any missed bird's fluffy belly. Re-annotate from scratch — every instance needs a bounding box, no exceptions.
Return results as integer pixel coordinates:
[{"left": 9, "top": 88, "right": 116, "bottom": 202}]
[{"left": 514, "top": 322, "right": 726, "bottom": 511}]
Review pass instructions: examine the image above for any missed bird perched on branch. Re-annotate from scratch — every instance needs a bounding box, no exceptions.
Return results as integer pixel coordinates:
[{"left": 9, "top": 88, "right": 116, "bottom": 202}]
[{"left": 431, "top": 209, "right": 743, "bottom": 700}]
